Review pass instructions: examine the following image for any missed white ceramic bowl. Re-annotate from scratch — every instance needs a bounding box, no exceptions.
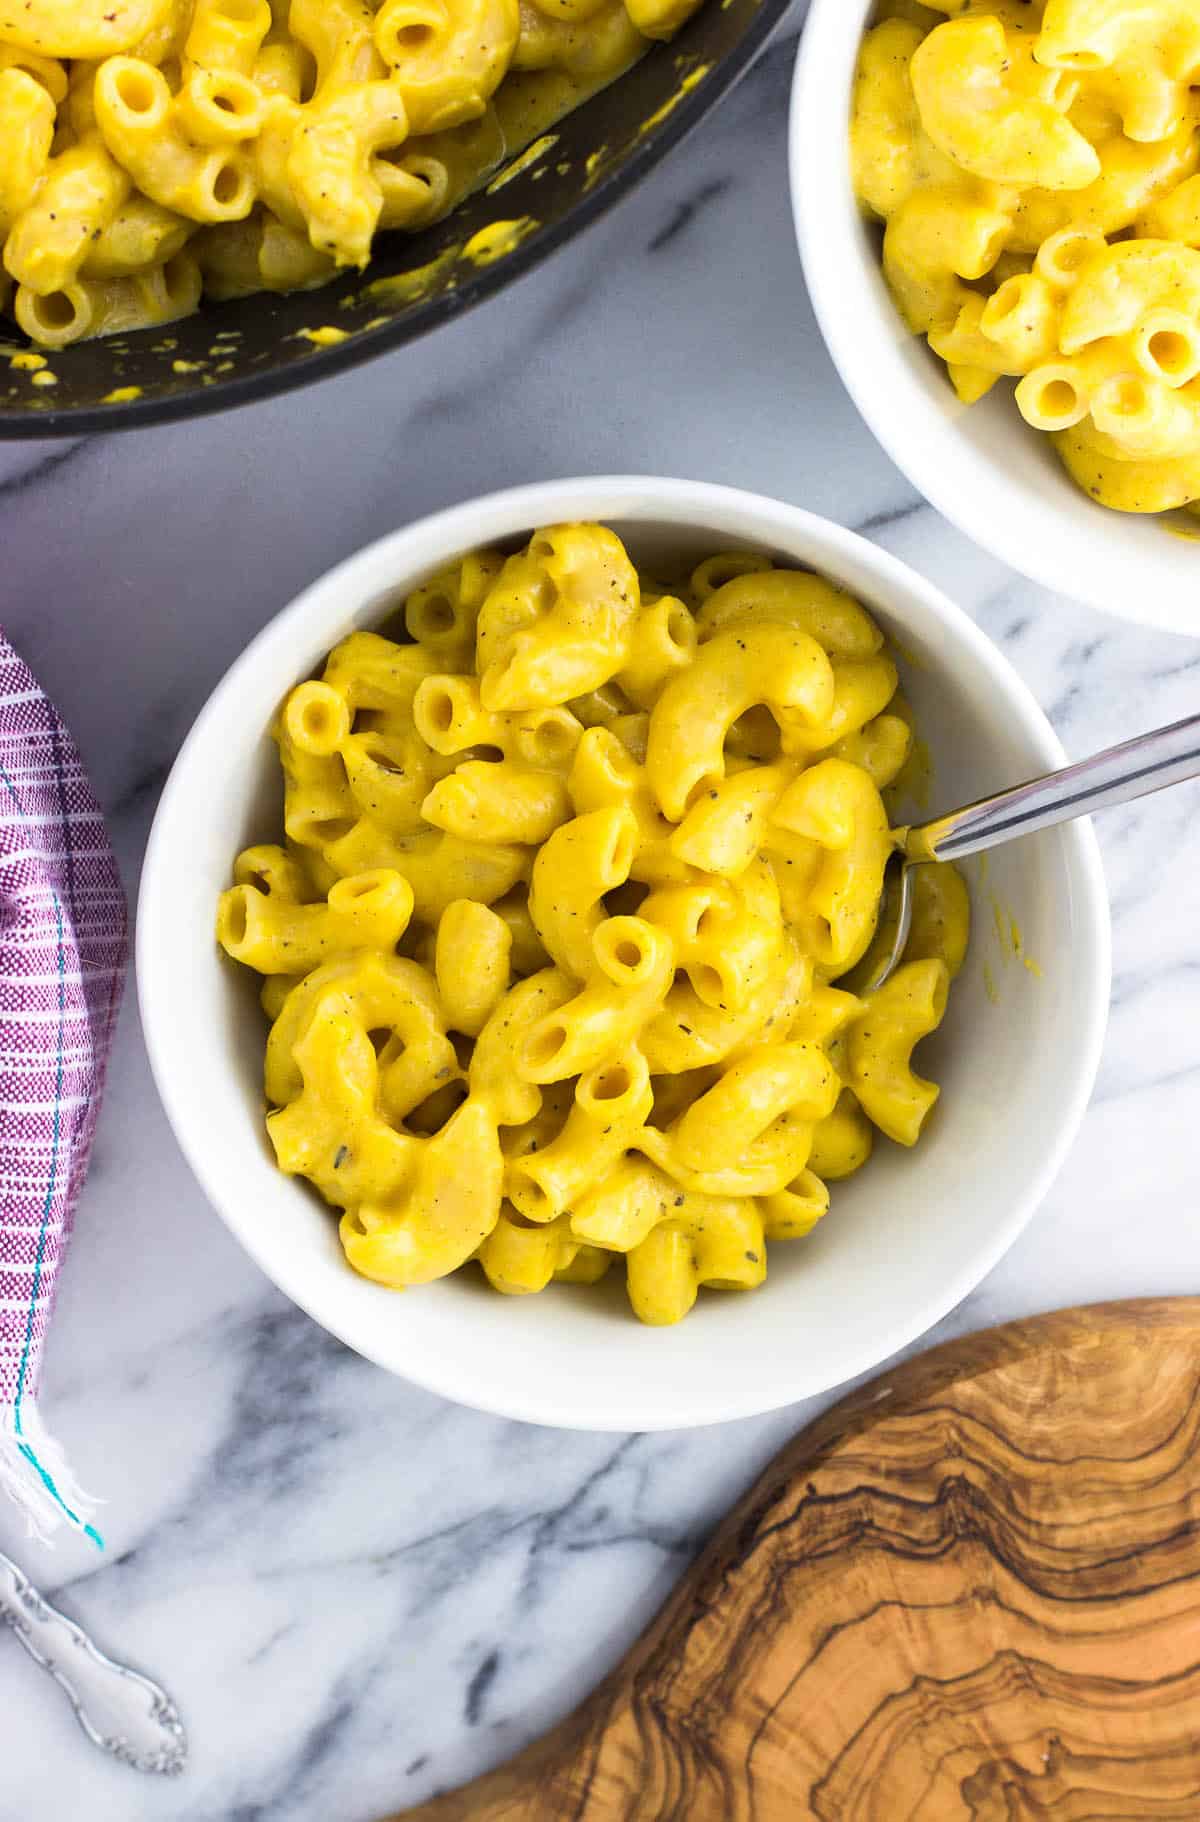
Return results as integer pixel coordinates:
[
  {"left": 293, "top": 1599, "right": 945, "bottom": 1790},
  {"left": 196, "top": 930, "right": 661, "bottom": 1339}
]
[
  {"left": 791, "top": 3, "right": 1200, "bottom": 635},
  {"left": 139, "top": 477, "right": 1110, "bottom": 1430}
]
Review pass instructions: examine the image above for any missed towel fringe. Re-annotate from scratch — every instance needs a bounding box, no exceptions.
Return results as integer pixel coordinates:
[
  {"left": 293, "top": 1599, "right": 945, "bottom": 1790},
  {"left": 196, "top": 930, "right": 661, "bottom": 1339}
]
[{"left": 0, "top": 1402, "right": 100, "bottom": 1547}]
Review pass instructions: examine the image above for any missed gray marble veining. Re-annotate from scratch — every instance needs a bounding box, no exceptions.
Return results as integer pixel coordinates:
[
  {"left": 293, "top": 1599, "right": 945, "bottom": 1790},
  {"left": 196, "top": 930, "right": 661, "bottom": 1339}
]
[{"left": 1, "top": 23, "right": 1199, "bottom": 1821}]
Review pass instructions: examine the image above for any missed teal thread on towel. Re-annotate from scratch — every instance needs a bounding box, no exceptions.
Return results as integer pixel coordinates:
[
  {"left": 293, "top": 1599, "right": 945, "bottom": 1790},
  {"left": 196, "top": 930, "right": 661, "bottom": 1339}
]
[
  {"left": 2, "top": 762, "right": 103, "bottom": 1549},
  {"left": 0, "top": 763, "right": 23, "bottom": 818}
]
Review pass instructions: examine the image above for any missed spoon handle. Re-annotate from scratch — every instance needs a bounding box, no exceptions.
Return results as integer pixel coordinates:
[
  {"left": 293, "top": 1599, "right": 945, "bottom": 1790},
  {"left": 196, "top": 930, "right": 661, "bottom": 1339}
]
[
  {"left": 0, "top": 1547, "right": 186, "bottom": 1775},
  {"left": 907, "top": 710, "right": 1200, "bottom": 864}
]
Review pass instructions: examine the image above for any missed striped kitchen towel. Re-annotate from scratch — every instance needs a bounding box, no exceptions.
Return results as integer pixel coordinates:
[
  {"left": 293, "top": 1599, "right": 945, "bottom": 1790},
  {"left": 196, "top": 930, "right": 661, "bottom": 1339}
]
[{"left": 0, "top": 637, "right": 126, "bottom": 1545}]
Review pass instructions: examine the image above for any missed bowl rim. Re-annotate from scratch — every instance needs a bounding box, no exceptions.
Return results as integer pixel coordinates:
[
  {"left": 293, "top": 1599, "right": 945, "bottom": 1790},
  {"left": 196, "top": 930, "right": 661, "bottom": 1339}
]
[
  {"left": 789, "top": 0, "right": 1200, "bottom": 635},
  {"left": 138, "top": 475, "right": 1112, "bottom": 1428},
  {"left": 0, "top": 4, "right": 784, "bottom": 442}
]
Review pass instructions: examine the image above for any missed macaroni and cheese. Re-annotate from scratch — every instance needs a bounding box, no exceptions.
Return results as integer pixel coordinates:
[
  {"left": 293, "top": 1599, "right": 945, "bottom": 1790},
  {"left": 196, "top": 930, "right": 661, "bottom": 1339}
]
[
  {"left": 217, "top": 524, "right": 969, "bottom": 1325},
  {"left": 0, "top": 0, "right": 703, "bottom": 347},
  {"left": 851, "top": 0, "right": 1200, "bottom": 515}
]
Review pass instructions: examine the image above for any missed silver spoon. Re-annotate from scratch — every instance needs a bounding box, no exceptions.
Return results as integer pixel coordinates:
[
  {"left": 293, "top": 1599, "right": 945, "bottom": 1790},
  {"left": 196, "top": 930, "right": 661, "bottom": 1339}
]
[
  {"left": 865, "top": 708, "right": 1200, "bottom": 993},
  {"left": 0, "top": 1545, "right": 187, "bottom": 1774}
]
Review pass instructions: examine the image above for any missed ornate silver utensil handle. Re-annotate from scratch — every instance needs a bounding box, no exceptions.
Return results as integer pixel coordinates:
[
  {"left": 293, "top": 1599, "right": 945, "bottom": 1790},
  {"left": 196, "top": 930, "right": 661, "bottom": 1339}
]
[{"left": 0, "top": 1547, "right": 186, "bottom": 1774}]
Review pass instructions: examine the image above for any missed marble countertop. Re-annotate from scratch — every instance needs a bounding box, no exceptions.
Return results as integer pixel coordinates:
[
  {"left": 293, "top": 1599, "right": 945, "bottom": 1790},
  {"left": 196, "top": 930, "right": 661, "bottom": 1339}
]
[{"left": 2, "top": 19, "right": 1199, "bottom": 1820}]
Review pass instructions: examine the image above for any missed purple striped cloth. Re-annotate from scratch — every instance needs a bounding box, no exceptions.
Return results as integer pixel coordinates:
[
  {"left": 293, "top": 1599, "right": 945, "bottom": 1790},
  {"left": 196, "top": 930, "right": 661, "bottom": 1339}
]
[{"left": 0, "top": 638, "right": 126, "bottom": 1545}]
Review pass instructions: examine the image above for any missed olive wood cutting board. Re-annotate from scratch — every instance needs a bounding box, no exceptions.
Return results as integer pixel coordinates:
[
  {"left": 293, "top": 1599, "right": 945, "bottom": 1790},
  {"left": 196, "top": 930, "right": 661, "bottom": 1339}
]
[{"left": 391, "top": 1298, "right": 1200, "bottom": 1819}]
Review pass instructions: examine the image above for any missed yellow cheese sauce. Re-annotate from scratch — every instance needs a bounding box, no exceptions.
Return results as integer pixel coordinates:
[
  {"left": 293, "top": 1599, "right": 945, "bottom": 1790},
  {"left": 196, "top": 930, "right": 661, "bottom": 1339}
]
[
  {"left": 636, "top": 61, "right": 710, "bottom": 136},
  {"left": 364, "top": 244, "right": 463, "bottom": 310},
  {"left": 989, "top": 893, "right": 1042, "bottom": 977},
  {"left": 892, "top": 733, "right": 932, "bottom": 813},
  {"left": 462, "top": 218, "right": 538, "bottom": 267},
  {"left": 584, "top": 147, "right": 611, "bottom": 189},
  {"left": 486, "top": 135, "right": 560, "bottom": 195},
  {"left": 362, "top": 213, "right": 537, "bottom": 300},
  {"left": 971, "top": 857, "right": 1042, "bottom": 1000}
]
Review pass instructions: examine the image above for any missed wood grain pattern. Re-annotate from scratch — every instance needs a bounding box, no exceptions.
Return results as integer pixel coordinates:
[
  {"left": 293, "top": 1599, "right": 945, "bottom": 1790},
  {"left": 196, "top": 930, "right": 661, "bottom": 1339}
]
[{"left": 389, "top": 1300, "right": 1200, "bottom": 1820}]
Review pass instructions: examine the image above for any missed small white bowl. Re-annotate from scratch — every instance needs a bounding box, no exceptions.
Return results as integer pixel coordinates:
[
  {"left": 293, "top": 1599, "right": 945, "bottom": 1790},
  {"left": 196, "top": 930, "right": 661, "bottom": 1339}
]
[
  {"left": 791, "top": 3, "right": 1200, "bottom": 635},
  {"left": 138, "top": 477, "right": 1110, "bottom": 1431}
]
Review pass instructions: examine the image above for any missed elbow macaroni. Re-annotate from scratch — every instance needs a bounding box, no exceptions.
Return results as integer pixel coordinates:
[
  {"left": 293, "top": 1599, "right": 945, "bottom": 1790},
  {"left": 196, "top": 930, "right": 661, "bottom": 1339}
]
[
  {"left": 0, "top": 0, "right": 704, "bottom": 344},
  {"left": 218, "top": 525, "right": 969, "bottom": 1325},
  {"left": 852, "top": 0, "right": 1200, "bottom": 515}
]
